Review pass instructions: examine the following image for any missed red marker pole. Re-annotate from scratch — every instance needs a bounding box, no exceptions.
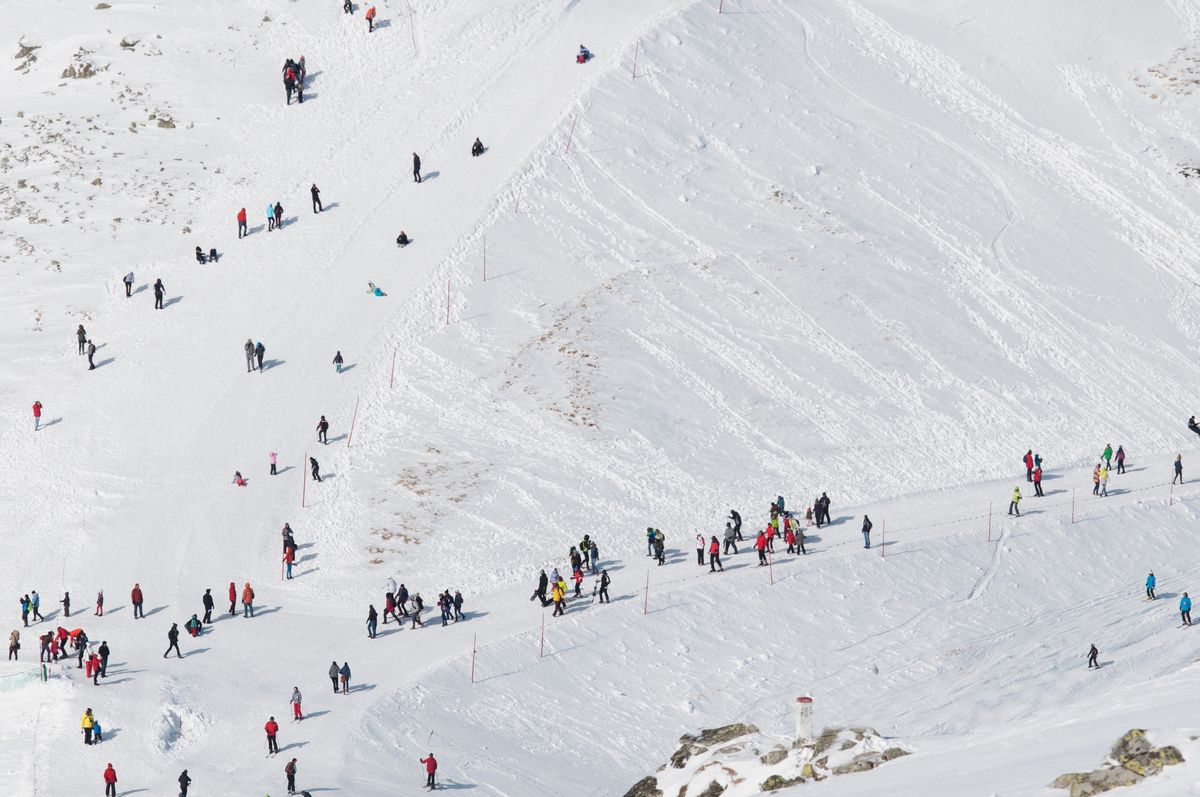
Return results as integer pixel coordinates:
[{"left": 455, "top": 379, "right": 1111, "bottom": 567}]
[
  {"left": 347, "top": 396, "right": 360, "bottom": 448},
  {"left": 539, "top": 612, "right": 545, "bottom": 658},
  {"left": 301, "top": 451, "right": 307, "bottom": 508},
  {"left": 631, "top": 41, "right": 639, "bottom": 79},
  {"left": 470, "top": 633, "right": 477, "bottom": 684},
  {"left": 642, "top": 571, "right": 649, "bottom": 616},
  {"left": 564, "top": 115, "right": 577, "bottom": 154}
]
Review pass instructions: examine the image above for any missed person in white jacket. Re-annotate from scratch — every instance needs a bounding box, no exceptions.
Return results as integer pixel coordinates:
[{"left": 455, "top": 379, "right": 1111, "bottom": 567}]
[
  {"left": 695, "top": 533, "right": 706, "bottom": 566},
  {"left": 290, "top": 687, "right": 303, "bottom": 721}
]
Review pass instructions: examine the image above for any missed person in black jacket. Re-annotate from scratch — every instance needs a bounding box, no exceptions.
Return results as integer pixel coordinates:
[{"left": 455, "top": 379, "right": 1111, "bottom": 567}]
[
  {"left": 309, "top": 457, "right": 321, "bottom": 482},
  {"left": 729, "top": 509, "right": 742, "bottom": 540},
  {"left": 153, "top": 279, "right": 165, "bottom": 310},
  {"left": 311, "top": 184, "right": 322, "bottom": 213},
  {"left": 598, "top": 570, "right": 610, "bottom": 603},
  {"left": 97, "top": 641, "right": 110, "bottom": 677},
  {"left": 471, "top": 137, "right": 484, "bottom": 157},
  {"left": 861, "top": 515, "right": 873, "bottom": 549},
  {"left": 530, "top": 570, "right": 548, "bottom": 605},
  {"left": 412, "top": 152, "right": 422, "bottom": 183},
  {"left": 255, "top": 341, "right": 265, "bottom": 371},
  {"left": 179, "top": 770, "right": 192, "bottom": 796},
  {"left": 163, "top": 623, "right": 182, "bottom": 658},
  {"left": 273, "top": 202, "right": 284, "bottom": 230},
  {"left": 202, "top": 589, "right": 214, "bottom": 623}
]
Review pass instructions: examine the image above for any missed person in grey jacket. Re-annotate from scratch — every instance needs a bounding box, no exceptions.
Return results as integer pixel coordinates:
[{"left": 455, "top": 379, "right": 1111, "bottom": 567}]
[
  {"left": 861, "top": 515, "right": 873, "bottom": 549},
  {"left": 723, "top": 523, "right": 738, "bottom": 555},
  {"left": 245, "top": 339, "right": 255, "bottom": 372},
  {"left": 329, "top": 661, "right": 340, "bottom": 693}
]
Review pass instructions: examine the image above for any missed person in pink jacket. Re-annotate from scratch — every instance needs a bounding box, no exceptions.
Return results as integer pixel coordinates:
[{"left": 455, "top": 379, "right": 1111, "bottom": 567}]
[{"left": 269, "top": 451, "right": 278, "bottom": 476}]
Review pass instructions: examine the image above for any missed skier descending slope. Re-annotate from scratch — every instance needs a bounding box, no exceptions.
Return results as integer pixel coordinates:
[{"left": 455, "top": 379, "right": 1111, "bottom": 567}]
[
  {"left": 1181, "top": 593, "right": 1192, "bottom": 627},
  {"left": 1087, "top": 644, "right": 1099, "bottom": 669}
]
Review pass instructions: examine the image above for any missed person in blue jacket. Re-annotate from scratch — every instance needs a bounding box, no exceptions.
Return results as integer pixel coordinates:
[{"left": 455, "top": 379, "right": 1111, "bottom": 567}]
[
  {"left": 1181, "top": 592, "right": 1192, "bottom": 627},
  {"left": 267, "top": 203, "right": 276, "bottom": 231},
  {"left": 1146, "top": 572, "right": 1156, "bottom": 600}
]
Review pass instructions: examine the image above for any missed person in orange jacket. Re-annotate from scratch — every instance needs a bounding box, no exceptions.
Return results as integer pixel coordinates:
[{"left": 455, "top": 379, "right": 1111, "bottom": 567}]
[
  {"left": 237, "top": 207, "right": 248, "bottom": 239},
  {"left": 264, "top": 716, "right": 280, "bottom": 754},
  {"left": 103, "top": 763, "right": 118, "bottom": 796},
  {"left": 754, "top": 530, "right": 768, "bottom": 567},
  {"left": 365, "top": 5, "right": 376, "bottom": 32},
  {"left": 242, "top": 583, "right": 255, "bottom": 618}
]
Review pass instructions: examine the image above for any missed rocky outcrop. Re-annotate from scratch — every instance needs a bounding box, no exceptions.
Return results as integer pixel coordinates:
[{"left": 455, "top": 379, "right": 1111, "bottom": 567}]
[
  {"left": 1051, "top": 730, "right": 1184, "bottom": 797},
  {"left": 623, "top": 776, "right": 663, "bottom": 797},
  {"left": 670, "top": 724, "right": 759, "bottom": 769}
]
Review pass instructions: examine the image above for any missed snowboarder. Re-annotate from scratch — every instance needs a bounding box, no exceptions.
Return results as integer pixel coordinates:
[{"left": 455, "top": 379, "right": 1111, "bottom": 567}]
[
  {"left": 255, "top": 341, "right": 265, "bottom": 370},
  {"left": 339, "top": 661, "right": 351, "bottom": 693},
  {"left": 237, "top": 207, "right": 248, "bottom": 238},
  {"left": 577, "top": 44, "right": 591, "bottom": 63},
  {"left": 420, "top": 753, "right": 438, "bottom": 789},
  {"left": 396, "top": 231, "right": 410, "bottom": 247},
  {"left": 32, "top": 400, "right": 41, "bottom": 432},
  {"left": 164, "top": 623, "right": 182, "bottom": 658},
  {"left": 245, "top": 339, "right": 255, "bottom": 372},
  {"left": 412, "top": 152, "right": 422, "bottom": 183},
  {"left": 123, "top": 271, "right": 134, "bottom": 297},
  {"left": 86, "top": 340, "right": 97, "bottom": 370},
  {"left": 1008, "top": 487, "right": 1021, "bottom": 516},
  {"left": 1182, "top": 593, "right": 1193, "bottom": 627},
  {"left": 270, "top": 451, "right": 278, "bottom": 476},
  {"left": 366, "top": 604, "right": 378, "bottom": 638},
  {"left": 316, "top": 416, "right": 329, "bottom": 444},
  {"left": 471, "top": 137, "right": 484, "bottom": 157},
  {"left": 1033, "top": 466, "right": 1043, "bottom": 497},
  {"left": 77, "top": 324, "right": 87, "bottom": 354},
  {"left": 1116, "top": 445, "right": 1126, "bottom": 474},
  {"left": 333, "top": 351, "right": 344, "bottom": 373},
  {"left": 695, "top": 533, "right": 705, "bottom": 566},
  {"left": 179, "top": 770, "right": 192, "bottom": 796},
  {"left": 131, "top": 583, "right": 144, "bottom": 619},
  {"left": 708, "top": 535, "right": 723, "bottom": 572},
  {"left": 530, "top": 570, "right": 548, "bottom": 605},
  {"left": 153, "top": 278, "right": 164, "bottom": 309},
  {"left": 291, "top": 686, "right": 303, "bottom": 720},
  {"left": 202, "top": 588, "right": 214, "bottom": 623},
  {"left": 285, "top": 758, "right": 298, "bottom": 794},
  {"left": 1023, "top": 449, "right": 1034, "bottom": 482},
  {"left": 1087, "top": 644, "right": 1099, "bottom": 669},
  {"left": 1174, "top": 454, "right": 1183, "bottom": 485},
  {"left": 862, "top": 515, "right": 873, "bottom": 549},
  {"left": 103, "top": 763, "right": 118, "bottom": 797},
  {"left": 242, "top": 582, "right": 255, "bottom": 618},
  {"left": 366, "top": 5, "right": 376, "bottom": 32},
  {"left": 1146, "top": 572, "right": 1156, "bottom": 600},
  {"left": 311, "top": 184, "right": 322, "bottom": 213},
  {"left": 310, "top": 457, "right": 322, "bottom": 482},
  {"left": 599, "top": 569, "right": 610, "bottom": 603},
  {"left": 329, "top": 660, "right": 340, "bottom": 693},
  {"left": 754, "top": 530, "right": 768, "bottom": 566},
  {"left": 274, "top": 201, "right": 284, "bottom": 230},
  {"left": 265, "top": 716, "right": 280, "bottom": 754}
]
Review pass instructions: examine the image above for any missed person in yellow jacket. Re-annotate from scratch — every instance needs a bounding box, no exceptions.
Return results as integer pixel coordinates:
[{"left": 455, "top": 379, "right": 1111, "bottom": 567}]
[
  {"left": 81, "top": 707, "right": 95, "bottom": 745},
  {"left": 1099, "top": 464, "right": 1109, "bottom": 497},
  {"left": 1008, "top": 487, "right": 1021, "bottom": 517},
  {"left": 551, "top": 583, "right": 565, "bottom": 617}
]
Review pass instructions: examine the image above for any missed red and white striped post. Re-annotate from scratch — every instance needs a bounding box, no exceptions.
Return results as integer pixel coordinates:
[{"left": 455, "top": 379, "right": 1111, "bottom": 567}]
[
  {"left": 795, "top": 695, "right": 814, "bottom": 744},
  {"left": 347, "top": 396, "right": 360, "bottom": 447},
  {"left": 301, "top": 451, "right": 308, "bottom": 508},
  {"left": 631, "top": 41, "right": 639, "bottom": 79},
  {"left": 564, "top": 115, "right": 577, "bottom": 154},
  {"left": 470, "top": 633, "right": 477, "bottom": 684}
]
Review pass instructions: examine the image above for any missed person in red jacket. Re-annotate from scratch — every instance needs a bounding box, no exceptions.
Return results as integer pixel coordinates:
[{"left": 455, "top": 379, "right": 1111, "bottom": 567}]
[
  {"left": 32, "top": 400, "right": 42, "bottom": 432},
  {"left": 103, "top": 763, "right": 118, "bottom": 796},
  {"left": 708, "top": 535, "right": 723, "bottom": 572},
  {"left": 754, "top": 531, "right": 768, "bottom": 567},
  {"left": 264, "top": 716, "right": 280, "bottom": 754},
  {"left": 420, "top": 753, "right": 437, "bottom": 788},
  {"left": 228, "top": 582, "right": 237, "bottom": 616},
  {"left": 1023, "top": 449, "right": 1034, "bottom": 482},
  {"left": 130, "top": 583, "right": 144, "bottom": 619},
  {"left": 1033, "top": 466, "right": 1044, "bottom": 497},
  {"left": 237, "top": 207, "right": 248, "bottom": 239}
]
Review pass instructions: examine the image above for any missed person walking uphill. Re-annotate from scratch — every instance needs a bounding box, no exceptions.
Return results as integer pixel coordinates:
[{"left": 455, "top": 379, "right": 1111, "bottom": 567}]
[
  {"left": 77, "top": 324, "right": 87, "bottom": 355},
  {"left": 123, "top": 271, "right": 134, "bottom": 298},
  {"left": 1033, "top": 465, "right": 1044, "bottom": 497},
  {"left": 754, "top": 529, "right": 768, "bottom": 566},
  {"left": 274, "top": 202, "right": 284, "bottom": 230},
  {"left": 695, "top": 533, "right": 705, "bottom": 566},
  {"left": 311, "top": 183, "right": 322, "bottom": 213},
  {"left": 130, "top": 583, "right": 143, "bottom": 619},
  {"left": 164, "top": 623, "right": 182, "bottom": 658},
  {"left": 202, "top": 588, "right": 214, "bottom": 623},
  {"left": 179, "top": 770, "right": 192, "bottom": 796},
  {"left": 267, "top": 203, "right": 277, "bottom": 231},
  {"left": 420, "top": 753, "right": 438, "bottom": 788},
  {"left": 1087, "top": 644, "right": 1099, "bottom": 669},
  {"left": 245, "top": 339, "right": 255, "bottom": 373},
  {"left": 237, "top": 207, "right": 248, "bottom": 239},
  {"left": 1181, "top": 593, "right": 1192, "bottom": 627},
  {"left": 228, "top": 581, "right": 237, "bottom": 616},
  {"left": 339, "top": 661, "right": 351, "bottom": 693},
  {"left": 708, "top": 535, "right": 723, "bottom": 572},
  {"left": 1102, "top": 443, "right": 1113, "bottom": 470},
  {"left": 412, "top": 152, "right": 422, "bottom": 183},
  {"left": 333, "top": 351, "right": 344, "bottom": 373},
  {"left": 255, "top": 341, "right": 265, "bottom": 371},
  {"left": 329, "top": 660, "right": 341, "bottom": 693},
  {"left": 1116, "top": 445, "right": 1126, "bottom": 475},
  {"left": 242, "top": 582, "right": 255, "bottom": 618},
  {"left": 310, "top": 456, "right": 322, "bottom": 482},
  {"left": 316, "top": 416, "right": 329, "bottom": 444},
  {"left": 862, "top": 515, "right": 873, "bottom": 549},
  {"left": 1008, "top": 487, "right": 1021, "bottom": 516},
  {"left": 86, "top": 339, "right": 97, "bottom": 370},
  {"left": 1146, "top": 571, "right": 1156, "bottom": 600}
]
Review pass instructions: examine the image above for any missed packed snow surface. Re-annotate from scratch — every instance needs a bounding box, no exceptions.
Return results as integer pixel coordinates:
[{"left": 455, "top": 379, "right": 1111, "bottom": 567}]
[{"left": 5, "top": 0, "right": 1200, "bottom": 794}]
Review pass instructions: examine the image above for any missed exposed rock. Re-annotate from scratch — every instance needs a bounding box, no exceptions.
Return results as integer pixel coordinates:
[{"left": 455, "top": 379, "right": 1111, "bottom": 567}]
[
  {"left": 697, "top": 724, "right": 757, "bottom": 747},
  {"left": 1109, "top": 730, "right": 1152, "bottom": 762},
  {"left": 761, "top": 774, "right": 803, "bottom": 791},
  {"left": 1052, "top": 767, "right": 1141, "bottom": 797},
  {"left": 882, "top": 747, "right": 909, "bottom": 762},
  {"left": 623, "top": 776, "right": 662, "bottom": 797},
  {"left": 693, "top": 781, "right": 725, "bottom": 797},
  {"left": 1120, "top": 747, "right": 1182, "bottom": 777},
  {"left": 156, "top": 118, "right": 175, "bottom": 129},
  {"left": 119, "top": 37, "right": 139, "bottom": 49},
  {"left": 832, "top": 752, "right": 884, "bottom": 775},
  {"left": 1051, "top": 730, "right": 1184, "bottom": 796},
  {"left": 759, "top": 748, "right": 788, "bottom": 766},
  {"left": 90, "top": 177, "right": 102, "bottom": 186},
  {"left": 811, "top": 727, "right": 840, "bottom": 757},
  {"left": 95, "top": 2, "right": 111, "bottom": 7},
  {"left": 14, "top": 42, "right": 39, "bottom": 60}
]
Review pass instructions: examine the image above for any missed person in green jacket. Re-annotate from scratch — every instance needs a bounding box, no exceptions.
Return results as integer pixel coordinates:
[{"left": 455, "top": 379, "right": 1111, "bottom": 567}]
[
  {"left": 1102, "top": 444, "right": 1113, "bottom": 469},
  {"left": 1008, "top": 487, "right": 1022, "bottom": 516}
]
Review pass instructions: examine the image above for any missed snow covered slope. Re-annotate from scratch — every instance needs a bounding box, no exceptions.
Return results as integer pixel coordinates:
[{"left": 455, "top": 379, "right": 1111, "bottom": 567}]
[{"left": 6, "top": 0, "right": 1200, "bottom": 794}]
